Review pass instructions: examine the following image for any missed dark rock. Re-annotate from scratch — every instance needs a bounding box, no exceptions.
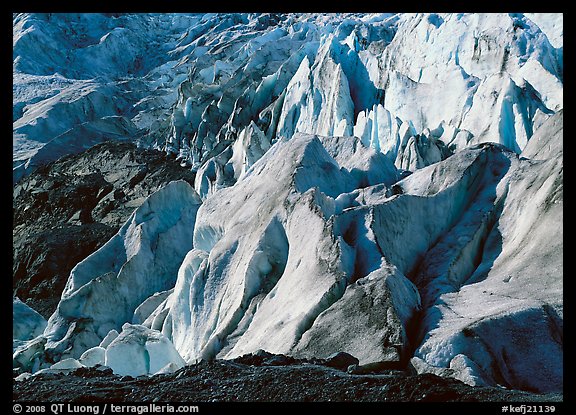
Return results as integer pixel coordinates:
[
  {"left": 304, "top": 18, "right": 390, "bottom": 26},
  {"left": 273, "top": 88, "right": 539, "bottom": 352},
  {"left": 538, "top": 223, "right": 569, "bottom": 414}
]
[
  {"left": 12, "top": 358, "right": 563, "bottom": 403},
  {"left": 113, "top": 189, "right": 125, "bottom": 200},
  {"left": 264, "top": 355, "right": 297, "bottom": 366},
  {"left": 95, "top": 365, "right": 114, "bottom": 375},
  {"left": 79, "top": 208, "right": 94, "bottom": 224},
  {"left": 13, "top": 223, "right": 117, "bottom": 317},
  {"left": 71, "top": 366, "right": 109, "bottom": 378},
  {"left": 13, "top": 141, "right": 196, "bottom": 318},
  {"left": 391, "top": 184, "right": 404, "bottom": 195},
  {"left": 253, "top": 349, "right": 273, "bottom": 358},
  {"left": 233, "top": 349, "right": 274, "bottom": 366},
  {"left": 129, "top": 166, "right": 148, "bottom": 188},
  {"left": 323, "top": 352, "right": 360, "bottom": 371},
  {"left": 96, "top": 183, "right": 114, "bottom": 199},
  {"left": 347, "top": 360, "right": 405, "bottom": 374}
]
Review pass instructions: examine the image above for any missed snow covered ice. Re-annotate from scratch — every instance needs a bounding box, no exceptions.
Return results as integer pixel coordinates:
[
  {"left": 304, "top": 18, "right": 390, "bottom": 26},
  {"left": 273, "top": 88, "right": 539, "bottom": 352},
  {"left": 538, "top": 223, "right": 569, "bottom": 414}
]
[{"left": 13, "top": 12, "right": 562, "bottom": 394}]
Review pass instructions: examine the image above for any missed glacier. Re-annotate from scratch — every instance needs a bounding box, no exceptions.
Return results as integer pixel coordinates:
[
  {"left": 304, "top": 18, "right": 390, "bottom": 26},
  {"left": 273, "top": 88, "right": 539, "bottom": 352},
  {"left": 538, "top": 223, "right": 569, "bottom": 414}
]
[
  {"left": 13, "top": 297, "right": 47, "bottom": 347},
  {"left": 13, "top": 12, "right": 562, "bottom": 395},
  {"left": 14, "top": 13, "right": 562, "bottom": 184}
]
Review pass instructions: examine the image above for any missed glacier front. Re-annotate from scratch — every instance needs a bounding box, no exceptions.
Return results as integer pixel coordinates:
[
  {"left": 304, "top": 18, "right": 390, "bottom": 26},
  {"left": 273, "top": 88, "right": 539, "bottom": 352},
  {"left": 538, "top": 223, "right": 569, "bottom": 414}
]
[{"left": 13, "top": 12, "right": 562, "bottom": 395}]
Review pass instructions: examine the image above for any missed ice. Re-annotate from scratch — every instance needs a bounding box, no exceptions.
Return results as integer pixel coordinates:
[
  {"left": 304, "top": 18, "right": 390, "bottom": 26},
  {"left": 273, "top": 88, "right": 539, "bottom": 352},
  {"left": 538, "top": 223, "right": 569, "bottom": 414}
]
[
  {"left": 222, "top": 190, "right": 353, "bottom": 358},
  {"left": 142, "top": 133, "right": 418, "bottom": 366},
  {"left": 154, "top": 362, "right": 182, "bottom": 375},
  {"left": 132, "top": 290, "right": 173, "bottom": 325},
  {"left": 394, "top": 131, "right": 450, "bottom": 171},
  {"left": 13, "top": 13, "right": 562, "bottom": 393},
  {"left": 353, "top": 105, "right": 402, "bottom": 159},
  {"left": 295, "top": 266, "right": 421, "bottom": 365},
  {"left": 515, "top": 59, "right": 563, "bottom": 112},
  {"left": 15, "top": 373, "right": 33, "bottom": 382},
  {"left": 318, "top": 135, "right": 398, "bottom": 188},
  {"left": 293, "top": 143, "right": 509, "bottom": 366},
  {"left": 104, "top": 324, "right": 186, "bottom": 377},
  {"left": 28, "top": 357, "right": 85, "bottom": 377},
  {"left": 99, "top": 329, "right": 119, "bottom": 348},
  {"left": 104, "top": 329, "right": 147, "bottom": 377},
  {"left": 25, "top": 180, "right": 202, "bottom": 366},
  {"left": 13, "top": 336, "right": 47, "bottom": 373},
  {"left": 79, "top": 346, "right": 106, "bottom": 367},
  {"left": 13, "top": 297, "right": 47, "bottom": 343},
  {"left": 14, "top": 13, "right": 562, "bottom": 186},
  {"left": 49, "top": 358, "right": 83, "bottom": 371},
  {"left": 13, "top": 13, "right": 203, "bottom": 182},
  {"left": 14, "top": 13, "right": 563, "bottom": 187},
  {"left": 410, "top": 355, "right": 487, "bottom": 387},
  {"left": 409, "top": 116, "right": 562, "bottom": 392},
  {"left": 153, "top": 135, "right": 355, "bottom": 362},
  {"left": 277, "top": 35, "right": 359, "bottom": 140},
  {"left": 228, "top": 121, "right": 271, "bottom": 181},
  {"left": 521, "top": 110, "right": 563, "bottom": 160},
  {"left": 524, "top": 13, "right": 563, "bottom": 49},
  {"left": 145, "top": 329, "right": 186, "bottom": 375}
]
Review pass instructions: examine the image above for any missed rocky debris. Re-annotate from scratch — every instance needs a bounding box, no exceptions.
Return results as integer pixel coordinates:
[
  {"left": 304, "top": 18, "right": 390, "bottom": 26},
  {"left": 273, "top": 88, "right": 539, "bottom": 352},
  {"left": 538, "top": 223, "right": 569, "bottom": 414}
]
[
  {"left": 323, "top": 352, "right": 360, "bottom": 371},
  {"left": 231, "top": 350, "right": 359, "bottom": 372},
  {"left": 232, "top": 350, "right": 299, "bottom": 367},
  {"left": 13, "top": 141, "right": 196, "bottom": 318},
  {"left": 13, "top": 358, "right": 562, "bottom": 402}
]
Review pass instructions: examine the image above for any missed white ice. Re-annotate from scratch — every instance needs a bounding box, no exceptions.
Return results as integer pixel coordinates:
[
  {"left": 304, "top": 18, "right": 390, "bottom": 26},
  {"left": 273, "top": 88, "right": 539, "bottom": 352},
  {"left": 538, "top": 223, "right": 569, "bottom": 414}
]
[
  {"left": 12, "top": 13, "right": 563, "bottom": 394},
  {"left": 36, "top": 180, "right": 202, "bottom": 363},
  {"left": 104, "top": 324, "right": 186, "bottom": 377}
]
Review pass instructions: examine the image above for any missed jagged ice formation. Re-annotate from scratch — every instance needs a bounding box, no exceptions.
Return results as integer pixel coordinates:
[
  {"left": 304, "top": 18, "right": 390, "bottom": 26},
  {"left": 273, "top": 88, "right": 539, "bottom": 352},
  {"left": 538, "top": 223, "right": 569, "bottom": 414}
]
[{"left": 13, "top": 13, "right": 562, "bottom": 394}]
